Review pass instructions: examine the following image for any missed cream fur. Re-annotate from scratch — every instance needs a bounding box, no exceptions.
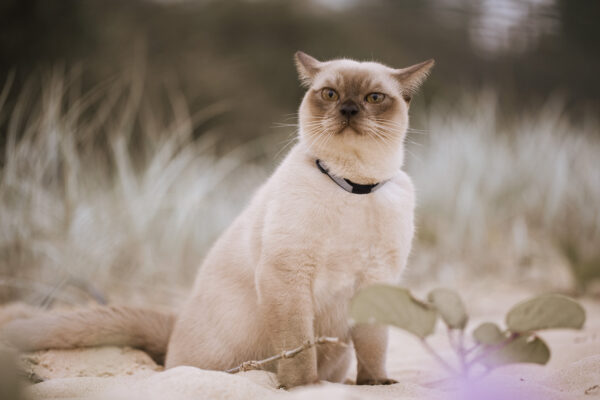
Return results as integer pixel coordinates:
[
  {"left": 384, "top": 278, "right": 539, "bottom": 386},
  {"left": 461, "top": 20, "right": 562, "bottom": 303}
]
[
  {"left": 3, "top": 52, "right": 434, "bottom": 388},
  {"left": 167, "top": 52, "right": 433, "bottom": 387}
]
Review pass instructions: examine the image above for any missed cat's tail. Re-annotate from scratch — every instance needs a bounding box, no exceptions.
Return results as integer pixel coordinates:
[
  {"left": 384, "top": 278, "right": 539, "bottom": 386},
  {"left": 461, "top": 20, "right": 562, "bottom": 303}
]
[{"left": 1, "top": 306, "right": 176, "bottom": 363}]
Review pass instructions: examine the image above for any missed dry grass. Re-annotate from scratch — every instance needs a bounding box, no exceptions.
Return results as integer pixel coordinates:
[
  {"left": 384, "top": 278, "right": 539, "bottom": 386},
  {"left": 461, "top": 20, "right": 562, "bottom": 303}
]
[
  {"left": 0, "top": 74, "right": 598, "bottom": 307},
  {"left": 406, "top": 91, "right": 600, "bottom": 291},
  {"left": 0, "top": 70, "right": 271, "bottom": 306}
]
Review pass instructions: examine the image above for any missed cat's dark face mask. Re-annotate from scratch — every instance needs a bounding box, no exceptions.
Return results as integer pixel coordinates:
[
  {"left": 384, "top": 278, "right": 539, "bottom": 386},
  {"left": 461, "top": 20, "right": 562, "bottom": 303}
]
[{"left": 294, "top": 52, "right": 432, "bottom": 158}]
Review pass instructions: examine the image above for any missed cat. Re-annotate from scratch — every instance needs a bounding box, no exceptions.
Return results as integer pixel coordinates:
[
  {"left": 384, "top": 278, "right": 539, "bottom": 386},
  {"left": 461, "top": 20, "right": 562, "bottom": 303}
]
[{"left": 3, "top": 51, "right": 433, "bottom": 388}]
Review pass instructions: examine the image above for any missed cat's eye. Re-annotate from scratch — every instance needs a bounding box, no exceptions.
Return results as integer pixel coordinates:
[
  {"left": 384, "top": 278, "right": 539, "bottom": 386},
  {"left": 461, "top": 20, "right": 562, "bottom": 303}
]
[
  {"left": 321, "top": 88, "right": 339, "bottom": 101},
  {"left": 365, "top": 93, "right": 385, "bottom": 104}
]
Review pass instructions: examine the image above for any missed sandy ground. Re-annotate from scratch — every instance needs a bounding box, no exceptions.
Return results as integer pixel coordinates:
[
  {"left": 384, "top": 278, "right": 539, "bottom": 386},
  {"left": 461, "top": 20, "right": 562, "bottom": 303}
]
[{"left": 1, "top": 282, "right": 599, "bottom": 400}]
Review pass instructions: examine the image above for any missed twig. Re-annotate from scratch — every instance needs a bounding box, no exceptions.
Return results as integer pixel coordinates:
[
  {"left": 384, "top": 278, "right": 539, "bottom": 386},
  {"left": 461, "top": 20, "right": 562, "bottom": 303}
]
[
  {"left": 18, "top": 369, "right": 45, "bottom": 384},
  {"left": 226, "top": 336, "right": 345, "bottom": 374},
  {"left": 585, "top": 385, "right": 600, "bottom": 395}
]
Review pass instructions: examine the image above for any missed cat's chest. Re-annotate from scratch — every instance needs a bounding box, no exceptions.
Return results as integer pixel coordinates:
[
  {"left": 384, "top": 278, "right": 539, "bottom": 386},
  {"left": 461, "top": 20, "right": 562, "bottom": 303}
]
[
  {"left": 311, "top": 196, "right": 401, "bottom": 260},
  {"left": 300, "top": 192, "right": 408, "bottom": 324},
  {"left": 263, "top": 162, "right": 415, "bottom": 308},
  {"left": 291, "top": 182, "right": 410, "bottom": 292}
]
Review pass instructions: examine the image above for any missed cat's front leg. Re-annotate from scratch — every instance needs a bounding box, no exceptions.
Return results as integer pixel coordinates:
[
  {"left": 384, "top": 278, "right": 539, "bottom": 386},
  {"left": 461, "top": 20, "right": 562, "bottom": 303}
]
[
  {"left": 256, "top": 259, "right": 318, "bottom": 388},
  {"left": 351, "top": 324, "right": 397, "bottom": 385}
]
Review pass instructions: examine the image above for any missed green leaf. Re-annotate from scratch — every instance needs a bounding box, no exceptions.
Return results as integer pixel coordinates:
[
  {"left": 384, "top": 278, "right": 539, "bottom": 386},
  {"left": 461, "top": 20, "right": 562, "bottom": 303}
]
[
  {"left": 506, "top": 294, "right": 586, "bottom": 332},
  {"left": 350, "top": 284, "right": 437, "bottom": 338},
  {"left": 479, "top": 334, "right": 551, "bottom": 368},
  {"left": 427, "top": 288, "right": 468, "bottom": 329},
  {"left": 473, "top": 322, "right": 505, "bottom": 345}
]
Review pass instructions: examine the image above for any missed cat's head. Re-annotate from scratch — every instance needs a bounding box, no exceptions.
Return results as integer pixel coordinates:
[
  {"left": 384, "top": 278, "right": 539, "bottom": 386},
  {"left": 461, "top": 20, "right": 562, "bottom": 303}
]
[{"left": 294, "top": 51, "right": 433, "bottom": 182}]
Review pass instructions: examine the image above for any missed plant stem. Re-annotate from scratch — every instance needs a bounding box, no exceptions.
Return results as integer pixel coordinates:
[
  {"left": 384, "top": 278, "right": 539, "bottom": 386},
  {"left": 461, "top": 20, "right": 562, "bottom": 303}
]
[
  {"left": 466, "top": 332, "right": 520, "bottom": 367},
  {"left": 446, "top": 328, "right": 457, "bottom": 352},
  {"left": 463, "top": 343, "right": 481, "bottom": 357},
  {"left": 456, "top": 329, "right": 469, "bottom": 375},
  {"left": 420, "top": 338, "right": 459, "bottom": 376}
]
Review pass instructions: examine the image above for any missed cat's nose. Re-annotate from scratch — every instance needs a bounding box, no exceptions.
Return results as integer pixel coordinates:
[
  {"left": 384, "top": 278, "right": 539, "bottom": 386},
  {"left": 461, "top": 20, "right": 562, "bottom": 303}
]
[{"left": 340, "top": 101, "right": 359, "bottom": 117}]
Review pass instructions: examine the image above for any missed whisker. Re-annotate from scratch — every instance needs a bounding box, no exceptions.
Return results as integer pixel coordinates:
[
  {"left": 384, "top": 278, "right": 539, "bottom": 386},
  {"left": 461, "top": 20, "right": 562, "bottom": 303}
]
[
  {"left": 404, "top": 138, "right": 423, "bottom": 147},
  {"left": 406, "top": 128, "right": 429, "bottom": 135},
  {"left": 365, "top": 127, "right": 395, "bottom": 148},
  {"left": 274, "top": 133, "right": 299, "bottom": 159},
  {"left": 404, "top": 146, "right": 423, "bottom": 164},
  {"left": 373, "top": 118, "right": 429, "bottom": 135}
]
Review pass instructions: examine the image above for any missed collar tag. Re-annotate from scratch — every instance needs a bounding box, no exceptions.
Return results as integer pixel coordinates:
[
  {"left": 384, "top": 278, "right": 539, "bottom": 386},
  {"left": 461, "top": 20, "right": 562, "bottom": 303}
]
[{"left": 315, "top": 159, "right": 387, "bottom": 195}]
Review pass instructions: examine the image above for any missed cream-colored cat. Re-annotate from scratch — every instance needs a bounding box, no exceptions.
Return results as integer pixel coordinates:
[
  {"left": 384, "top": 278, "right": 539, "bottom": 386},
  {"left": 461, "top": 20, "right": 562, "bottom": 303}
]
[{"left": 3, "top": 52, "right": 433, "bottom": 388}]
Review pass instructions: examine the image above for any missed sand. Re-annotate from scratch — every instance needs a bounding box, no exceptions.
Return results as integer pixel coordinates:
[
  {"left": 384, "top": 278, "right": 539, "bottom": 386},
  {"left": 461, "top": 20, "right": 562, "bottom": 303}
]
[{"left": 2, "top": 285, "right": 599, "bottom": 400}]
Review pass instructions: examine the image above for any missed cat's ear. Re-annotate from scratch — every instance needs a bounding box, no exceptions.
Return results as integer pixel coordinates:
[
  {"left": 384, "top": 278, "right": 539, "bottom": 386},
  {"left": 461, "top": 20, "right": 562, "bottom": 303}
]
[
  {"left": 294, "top": 51, "right": 322, "bottom": 87},
  {"left": 393, "top": 59, "right": 435, "bottom": 103}
]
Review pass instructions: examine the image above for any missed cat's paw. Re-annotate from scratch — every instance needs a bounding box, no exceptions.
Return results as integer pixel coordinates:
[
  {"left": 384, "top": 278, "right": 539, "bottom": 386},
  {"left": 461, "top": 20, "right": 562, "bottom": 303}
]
[
  {"left": 276, "top": 360, "right": 319, "bottom": 389},
  {"left": 356, "top": 377, "right": 398, "bottom": 386},
  {"left": 277, "top": 376, "right": 320, "bottom": 390}
]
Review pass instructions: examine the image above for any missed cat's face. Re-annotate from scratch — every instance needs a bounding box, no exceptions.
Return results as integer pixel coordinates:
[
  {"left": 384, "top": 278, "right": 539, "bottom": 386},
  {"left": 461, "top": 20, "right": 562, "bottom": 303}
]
[{"left": 295, "top": 52, "right": 433, "bottom": 174}]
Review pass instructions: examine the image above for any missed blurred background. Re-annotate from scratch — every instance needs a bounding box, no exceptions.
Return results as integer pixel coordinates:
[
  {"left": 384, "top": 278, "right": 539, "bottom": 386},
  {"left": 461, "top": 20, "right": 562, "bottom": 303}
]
[{"left": 0, "top": 0, "right": 599, "bottom": 308}]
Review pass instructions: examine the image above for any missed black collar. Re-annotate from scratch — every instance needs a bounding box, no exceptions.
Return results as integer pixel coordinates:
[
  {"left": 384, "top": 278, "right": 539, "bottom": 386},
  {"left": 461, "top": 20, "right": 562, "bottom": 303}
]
[{"left": 316, "top": 159, "right": 388, "bottom": 195}]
